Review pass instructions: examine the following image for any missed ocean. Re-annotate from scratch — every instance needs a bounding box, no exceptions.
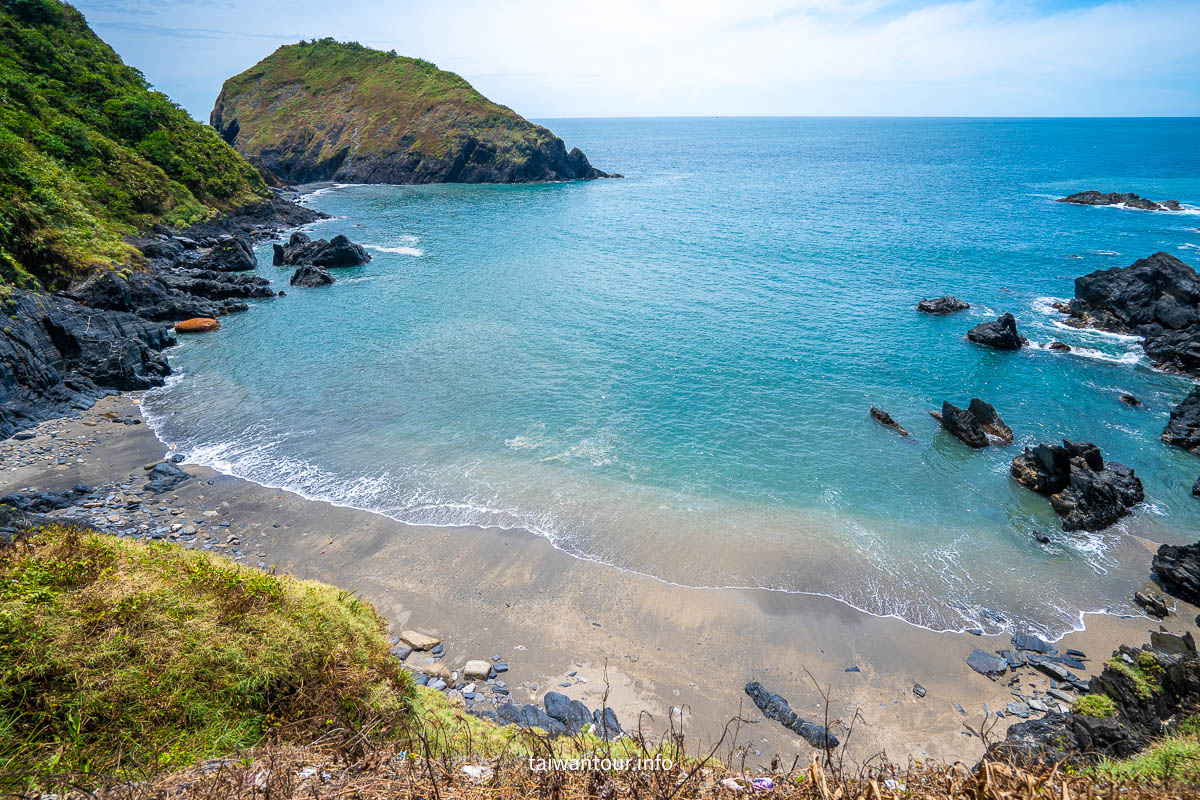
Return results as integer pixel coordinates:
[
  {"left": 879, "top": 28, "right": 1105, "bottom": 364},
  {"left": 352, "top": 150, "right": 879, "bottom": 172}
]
[{"left": 142, "top": 117, "right": 1200, "bottom": 638}]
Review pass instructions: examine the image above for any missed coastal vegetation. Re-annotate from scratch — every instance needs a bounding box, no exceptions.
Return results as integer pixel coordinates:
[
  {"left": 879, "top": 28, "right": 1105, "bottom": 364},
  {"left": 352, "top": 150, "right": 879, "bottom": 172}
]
[{"left": 0, "top": 0, "right": 267, "bottom": 290}]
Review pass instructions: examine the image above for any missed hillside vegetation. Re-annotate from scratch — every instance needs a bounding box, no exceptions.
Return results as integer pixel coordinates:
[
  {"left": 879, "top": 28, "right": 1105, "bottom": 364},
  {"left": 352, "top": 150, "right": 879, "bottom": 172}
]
[
  {"left": 0, "top": 0, "right": 268, "bottom": 290},
  {"left": 211, "top": 39, "right": 611, "bottom": 184}
]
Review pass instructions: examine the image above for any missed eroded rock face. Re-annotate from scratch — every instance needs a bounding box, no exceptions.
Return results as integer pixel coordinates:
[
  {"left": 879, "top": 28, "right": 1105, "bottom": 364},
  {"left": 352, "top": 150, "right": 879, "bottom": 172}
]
[
  {"left": 1163, "top": 385, "right": 1200, "bottom": 453},
  {"left": 274, "top": 232, "right": 371, "bottom": 268},
  {"left": 967, "top": 313, "right": 1027, "bottom": 350},
  {"left": 917, "top": 296, "right": 970, "bottom": 314},
  {"left": 1057, "top": 191, "right": 1183, "bottom": 212},
  {"left": 1011, "top": 440, "right": 1143, "bottom": 531},
  {"left": 1152, "top": 541, "right": 1200, "bottom": 606}
]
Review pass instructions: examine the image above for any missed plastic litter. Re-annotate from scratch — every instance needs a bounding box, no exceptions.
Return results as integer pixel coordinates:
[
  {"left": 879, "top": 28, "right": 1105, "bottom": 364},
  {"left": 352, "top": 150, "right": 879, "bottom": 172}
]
[
  {"left": 461, "top": 765, "right": 493, "bottom": 781},
  {"left": 720, "top": 777, "right": 745, "bottom": 791},
  {"left": 751, "top": 777, "right": 775, "bottom": 790}
]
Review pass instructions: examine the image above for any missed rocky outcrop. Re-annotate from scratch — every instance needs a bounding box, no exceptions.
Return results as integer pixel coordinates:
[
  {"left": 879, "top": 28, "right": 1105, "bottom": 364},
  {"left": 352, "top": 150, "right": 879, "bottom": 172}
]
[
  {"left": 917, "top": 296, "right": 969, "bottom": 314},
  {"left": 869, "top": 407, "right": 908, "bottom": 436},
  {"left": 290, "top": 265, "right": 335, "bottom": 288},
  {"left": 932, "top": 399, "right": 1011, "bottom": 448},
  {"left": 967, "top": 313, "right": 1027, "bottom": 350},
  {"left": 0, "top": 290, "right": 173, "bottom": 440},
  {"left": 744, "top": 682, "right": 839, "bottom": 749},
  {"left": 480, "top": 694, "right": 622, "bottom": 740},
  {"left": 211, "top": 40, "right": 616, "bottom": 185},
  {"left": 1060, "top": 253, "right": 1200, "bottom": 377},
  {"left": 1011, "top": 440, "right": 1144, "bottom": 531},
  {"left": 1162, "top": 385, "right": 1200, "bottom": 453},
  {"left": 67, "top": 265, "right": 275, "bottom": 323},
  {"left": 273, "top": 232, "right": 370, "bottom": 268},
  {"left": 1058, "top": 191, "right": 1183, "bottom": 212},
  {"left": 988, "top": 635, "right": 1200, "bottom": 767},
  {"left": 1152, "top": 541, "right": 1200, "bottom": 606},
  {"left": 193, "top": 235, "right": 256, "bottom": 272}
]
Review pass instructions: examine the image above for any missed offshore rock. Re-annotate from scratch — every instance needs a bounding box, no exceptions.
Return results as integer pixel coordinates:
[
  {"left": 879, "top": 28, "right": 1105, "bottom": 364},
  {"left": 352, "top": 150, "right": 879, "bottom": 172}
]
[
  {"left": 1011, "top": 440, "right": 1143, "bottom": 531},
  {"left": 1162, "top": 385, "right": 1200, "bottom": 453},
  {"left": 967, "top": 313, "right": 1027, "bottom": 350},
  {"left": 1057, "top": 191, "right": 1183, "bottom": 212},
  {"left": 289, "top": 265, "right": 336, "bottom": 288},
  {"left": 1152, "top": 541, "right": 1200, "bottom": 606},
  {"left": 917, "top": 296, "right": 970, "bottom": 314},
  {"left": 274, "top": 232, "right": 371, "bottom": 267}
]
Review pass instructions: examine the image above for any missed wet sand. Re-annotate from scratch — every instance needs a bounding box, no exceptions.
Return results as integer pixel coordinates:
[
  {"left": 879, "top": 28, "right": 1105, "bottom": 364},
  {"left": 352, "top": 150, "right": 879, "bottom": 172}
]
[{"left": 3, "top": 394, "right": 1196, "bottom": 768}]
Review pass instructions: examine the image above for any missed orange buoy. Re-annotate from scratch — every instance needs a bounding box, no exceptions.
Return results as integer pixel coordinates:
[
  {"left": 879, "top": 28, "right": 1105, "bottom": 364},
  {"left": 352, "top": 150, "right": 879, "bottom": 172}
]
[{"left": 174, "top": 317, "right": 220, "bottom": 333}]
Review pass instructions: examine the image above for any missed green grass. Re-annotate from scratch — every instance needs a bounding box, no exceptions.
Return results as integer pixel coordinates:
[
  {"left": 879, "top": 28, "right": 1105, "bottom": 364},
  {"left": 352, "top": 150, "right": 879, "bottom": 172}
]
[
  {"left": 1072, "top": 694, "right": 1117, "bottom": 719},
  {"left": 0, "top": 0, "right": 268, "bottom": 289},
  {"left": 0, "top": 524, "right": 413, "bottom": 791},
  {"left": 1093, "top": 716, "right": 1200, "bottom": 786},
  {"left": 1106, "top": 652, "right": 1163, "bottom": 700}
]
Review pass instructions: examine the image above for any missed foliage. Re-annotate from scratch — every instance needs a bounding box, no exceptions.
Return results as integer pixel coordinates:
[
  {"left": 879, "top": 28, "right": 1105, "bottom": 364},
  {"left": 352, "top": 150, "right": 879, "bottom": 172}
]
[
  {"left": 1107, "top": 654, "right": 1162, "bottom": 700},
  {"left": 0, "top": 0, "right": 267, "bottom": 289},
  {"left": 0, "top": 525, "right": 412, "bottom": 792},
  {"left": 1071, "top": 694, "right": 1116, "bottom": 718}
]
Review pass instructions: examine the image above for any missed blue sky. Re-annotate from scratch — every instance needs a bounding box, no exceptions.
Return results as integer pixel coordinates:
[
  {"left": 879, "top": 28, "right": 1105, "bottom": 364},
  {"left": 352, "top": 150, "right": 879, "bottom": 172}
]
[{"left": 74, "top": 0, "right": 1200, "bottom": 120}]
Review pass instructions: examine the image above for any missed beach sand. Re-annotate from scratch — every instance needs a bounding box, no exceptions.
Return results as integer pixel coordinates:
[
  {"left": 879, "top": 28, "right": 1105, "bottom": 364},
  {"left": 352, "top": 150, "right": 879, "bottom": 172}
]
[{"left": 3, "top": 394, "right": 1196, "bottom": 769}]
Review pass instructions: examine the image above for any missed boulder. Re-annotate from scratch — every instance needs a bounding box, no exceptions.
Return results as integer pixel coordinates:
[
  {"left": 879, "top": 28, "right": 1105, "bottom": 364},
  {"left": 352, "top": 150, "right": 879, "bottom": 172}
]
[
  {"left": 1012, "top": 441, "right": 1143, "bottom": 531},
  {"left": 422, "top": 663, "right": 452, "bottom": 681},
  {"left": 174, "top": 317, "right": 220, "bottom": 333},
  {"left": 496, "top": 702, "right": 567, "bottom": 734},
  {"left": 462, "top": 660, "right": 492, "bottom": 681},
  {"left": 1162, "top": 385, "right": 1200, "bottom": 453},
  {"left": 968, "top": 398, "right": 1013, "bottom": 443},
  {"left": 398, "top": 630, "right": 441, "bottom": 650},
  {"left": 592, "top": 706, "right": 623, "bottom": 740},
  {"left": 869, "top": 407, "right": 908, "bottom": 436},
  {"left": 1152, "top": 541, "right": 1200, "bottom": 606},
  {"left": 145, "top": 462, "right": 190, "bottom": 493},
  {"left": 195, "top": 235, "right": 257, "bottom": 272},
  {"left": 1134, "top": 590, "right": 1169, "bottom": 618},
  {"left": 1119, "top": 393, "right": 1141, "bottom": 407},
  {"left": 1057, "top": 191, "right": 1182, "bottom": 212},
  {"left": 917, "top": 296, "right": 969, "bottom": 314},
  {"left": 744, "top": 682, "right": 839, "bottom": 748},
  {"left": 967, "top": 313, "right": 1027, "bottom": 350},
  {"left": 1048, "top": 341, "right": 1071, "bottom": 352},
  {"left": 289, "top": 264, "right": 335, "bottom": 287},
  {"left": 273, "top": 232, "right": 371, "bottom": 267},
  {"left": 543, "top": 691, "right": 593, "bottom": 735},
  {"left": 937, "top": 401, "right": 989, "bottom": 448}
]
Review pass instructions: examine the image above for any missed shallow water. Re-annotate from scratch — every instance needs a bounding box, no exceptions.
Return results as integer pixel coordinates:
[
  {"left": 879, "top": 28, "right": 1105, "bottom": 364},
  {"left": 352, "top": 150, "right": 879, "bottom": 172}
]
[{"left": 143, "top": 117, "right": 1200, "bottom": 637}]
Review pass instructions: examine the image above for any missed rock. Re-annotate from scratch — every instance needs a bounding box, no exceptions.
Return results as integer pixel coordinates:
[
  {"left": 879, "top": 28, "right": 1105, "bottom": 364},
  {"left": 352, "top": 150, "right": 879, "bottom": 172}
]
[
  {"left": 1150, "top": 630, "right": 1196, "bottom": 655},
  {"left": 967, "top": 313, "right": 1027, "bottom": 350},
  {"left": 462, "top": 660, "right": 492, "bottom": 681},
  {"left": 391, "top": 644, "right": 413, "bottom": 660},
  {"left": 744, "top": 682, "right": 839, "bottom": 748},
  {"left": 145, "top": 462, "right": 191, "bottom": 493},
  {"left": 496, "top": 702, "right": 567, "bottom": 734},
  {"left": 1063, "top": 253, "right": 1200, "bottom": 377},
  {"left": 917, "top": 296, "right": 970, "bottom": 314},
  {"left": 1134, "top": 590, "right": 1169, "bottom": 619},
  {"left": 1152, "top": 541, "right": 1200, "bottom": 605},
  {"left": 1057, "top": 191, "right": 1182, "bottom": 212},
  {"left": 592, "top": 706, "right": 623, "bottom": 740},
  {"left": 1194, "top": 476, "right": 1200, "bottom": 497},
  {"left": 1033, "top": 530, "right": 1051, "bottom": 545},
  {"left": 1048, "top": 341, "right": 1071, "bottom": 352},
  {"left": 869, "top": 407, "right": 908, "bottom": 436},
  {"left": 398, "top": 630, "right": 441, "bottom": 651},
  {"left": 1163, "top": 386, "right": 1200, "bottom": 453},
  {"left": 0, "top": 486, "right": 91, "bottom": 513},
  {"left": 289, "top": 264, "right": 335, "bottom": 287},
  {"left": 0, "top": 290, "right": 173, "bottom": 441},
  {"left": 543, "top": 691, "right": 592, "bottom": 735},
  {"left": 174, "top": 317, "right": 221, "bottom": 333},
  {"left": 1119, "top": 393, "right": 1141, "bottom": 407},
  {"left": 1011, "top": 441, "right": 1143, "bottom": 531},
  {"left": 968, "top": 398, "right": 1013, "bottom": 443},
  {"left": 966, "top": 649, "right": 1008, "bottom": 677},
  {"left": 1012, "top": 633, "right": 1056, "bottom": 654},
  {"left": 68, "top": 268, "right": 275, "bottom": 323},
  {"left": 194, "top": 235, "right": 257, "bottom": 272},
  {"left": 938, "top": 401, "right": 989, "bottom": 448},
  {"left": 912, "top": 683, "right": 926, "bottom": 698},
  {"left": 422, "top": 663, "right": 452, "bottom": 681},
  {"left": 273, "top": 232, "right": 371, "bottom": 268}
]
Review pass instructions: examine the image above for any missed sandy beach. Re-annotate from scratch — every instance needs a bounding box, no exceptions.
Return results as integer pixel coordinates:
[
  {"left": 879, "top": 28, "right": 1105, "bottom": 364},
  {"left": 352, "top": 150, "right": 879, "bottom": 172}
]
[{"left": 2, "top": 393, "right": 1196, "bottom": 768}]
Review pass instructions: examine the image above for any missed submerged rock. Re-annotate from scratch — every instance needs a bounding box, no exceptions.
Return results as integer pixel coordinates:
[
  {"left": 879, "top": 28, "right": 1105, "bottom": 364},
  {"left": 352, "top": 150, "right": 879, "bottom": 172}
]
[
  {"left": 1152, "top": 541, "right": 1200, "bottom": 606},
  {"left": 273, "top": 232, "right": 371, "bottom": 268},
  {"left": 967, "top": 313, "right": 1027, "bottom": 350},
  {"left": 744, "top": 682, "right": 839, "bottom": 748},
  {"left": 1057, "top": 191, "right": 1182, "bottom": 212},
  {"left": 917, "top": 296, "right": 969, "bottom": 314},
  {"left": 869, "top": 407, "right": 908, "bottom": 436},
  {"left": 1011, "top": 440, "right": 1144, "bottom": 531},
  {"left": 289, "top": 264, "right": 335, "bottom": 287},
  {"left": 1048, "top": 341, "right": 1071, "bottom": 352}
]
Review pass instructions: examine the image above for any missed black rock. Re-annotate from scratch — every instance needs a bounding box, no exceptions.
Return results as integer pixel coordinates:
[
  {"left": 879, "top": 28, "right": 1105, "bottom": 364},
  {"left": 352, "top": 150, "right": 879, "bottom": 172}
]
[
  {"left": 912, "top": 683, "right": 927, "bottom": 698},
  {"left": 1012, "top": 633, "right": 1056, "bottom": 654},
  {"left": 496, "top": 702, "right": 567, "bottom": 734},
  {"left": 938, "top": 401, "right": 989, "bottom": 448},
  {"left": 1033, "top": 530, "right": 1052, "bottom": 545},
  {"left": 1163, "top": 385, "right": 1200, "bottom": 454},
  {"left": 1057, "top": 191, "right": 1182, "bottom": 212},
  {"left": 1152, "top": 540, "right": 1200, "bottom": 605},
  {"left": 592, "top": 706, "right": 623, "bottom": 740},
  {"left": 0, "top": 486, "right": 90, "bottom": 513},
  {"left": 1133, "top": 590, "right": 1169, "bottom": 619},
  {"left": 1194, "top": 476, "right": 1200, "bottom": 498},
  {"left": 289, "top": 264, "right": 335, "bottom": 288},
  {"left": 966, "top": 649, "right": 1007, "bottom": 677},
  {"left": 968, "top": 398, "right": 1013, "bottom": 443},
  {"left": 146, "top": 462, "right": 191, "bottom": 493},
  {"left": 743, "top": 682, "right": 839, "bottom": 748},
  {"left": 68, "top": 268, "right": 275, "bottom": 323},
  {"left": 1011, "top": 441, "right": 1143, "bottom": 531},
  {"left": 967, "top": 313, "right": 1027, "bottom": 350},
  {"left": 1119, "top": 393, "right": 1141, "bottom": 407},
  {"left": 543, "top": 691, "right": 592, "bottom": 735},
  {"left": 1048, "top": 341, "right": 1071, "bottom": 352},
  {"left": 869, "top": 407, "right": 908, "bottom": 436},
  {"left": 917, "top": 296, "right": 970, "bottom": 314},
  {"left": 274, "top": 232, "right": 371, "bottom": 268}
]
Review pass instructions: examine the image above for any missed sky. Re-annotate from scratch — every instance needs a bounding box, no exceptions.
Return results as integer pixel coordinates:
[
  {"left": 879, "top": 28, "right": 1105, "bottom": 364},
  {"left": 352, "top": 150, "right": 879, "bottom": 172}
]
[{"left": 73, "top": 0, "right": 1200, "bottom": 121}]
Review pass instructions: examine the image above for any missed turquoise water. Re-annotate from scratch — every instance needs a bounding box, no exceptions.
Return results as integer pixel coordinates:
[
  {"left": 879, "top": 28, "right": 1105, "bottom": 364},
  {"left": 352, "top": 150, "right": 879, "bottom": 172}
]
[{"left": 143, "top": 118, "right": 1200, "bottom": 637}]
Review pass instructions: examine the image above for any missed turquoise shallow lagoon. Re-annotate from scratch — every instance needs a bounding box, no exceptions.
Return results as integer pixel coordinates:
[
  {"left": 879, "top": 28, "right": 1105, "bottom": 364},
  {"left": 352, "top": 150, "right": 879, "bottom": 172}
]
[{"left": 143, "top": 118, "right": 1200, "bottom": 637}]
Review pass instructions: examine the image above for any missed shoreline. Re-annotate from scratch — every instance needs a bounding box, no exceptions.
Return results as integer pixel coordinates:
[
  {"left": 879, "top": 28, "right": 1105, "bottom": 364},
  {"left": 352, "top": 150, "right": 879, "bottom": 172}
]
[{"left": 4, "top": 394, "right": 1197, "bottom": 767}]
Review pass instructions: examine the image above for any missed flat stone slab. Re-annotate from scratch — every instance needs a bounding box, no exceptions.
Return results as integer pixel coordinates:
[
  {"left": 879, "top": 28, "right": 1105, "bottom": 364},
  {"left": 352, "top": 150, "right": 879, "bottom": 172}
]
[
  {"left": 966, "top": 649, "right": 1008, "bottom": 677},
  {"left": 462, "top": 660, "right": 492, "bottom": 680},
  {"left": 398, "top": 630, "right": 441, "bottom": 651}
]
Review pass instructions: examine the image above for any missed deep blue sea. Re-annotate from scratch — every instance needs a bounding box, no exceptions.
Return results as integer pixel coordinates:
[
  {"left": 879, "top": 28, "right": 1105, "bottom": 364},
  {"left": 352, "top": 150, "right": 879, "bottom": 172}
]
[{"left": 142, "top": 118, "right": 1200, "bottom": 638}]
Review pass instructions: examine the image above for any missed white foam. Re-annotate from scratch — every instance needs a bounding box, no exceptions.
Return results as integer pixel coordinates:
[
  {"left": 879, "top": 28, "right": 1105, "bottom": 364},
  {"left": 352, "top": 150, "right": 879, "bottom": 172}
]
[{"left": 364, "top": 244, "right": 424, "bottom": 257}]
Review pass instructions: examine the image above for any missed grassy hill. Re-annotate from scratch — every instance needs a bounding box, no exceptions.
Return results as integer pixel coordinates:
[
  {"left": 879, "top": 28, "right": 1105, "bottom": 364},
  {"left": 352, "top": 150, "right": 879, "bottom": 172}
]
[
  {"left": 0, "top": 0, "right": 268, "bottom": 290},
  {"left": 211, "top": 39, "right": 611, "bottom": 185}
]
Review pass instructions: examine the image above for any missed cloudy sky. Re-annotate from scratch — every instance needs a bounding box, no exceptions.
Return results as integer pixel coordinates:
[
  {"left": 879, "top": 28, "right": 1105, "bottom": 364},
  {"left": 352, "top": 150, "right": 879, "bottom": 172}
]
[{"left": 74, "top": 0, "right": 1200, "bottom": 121}]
